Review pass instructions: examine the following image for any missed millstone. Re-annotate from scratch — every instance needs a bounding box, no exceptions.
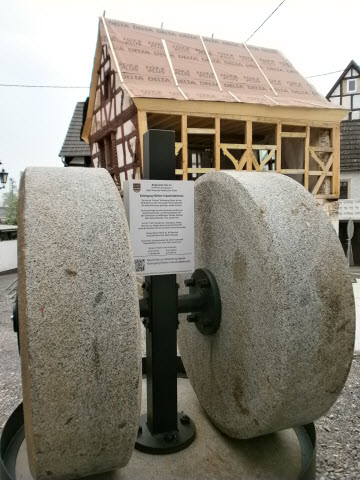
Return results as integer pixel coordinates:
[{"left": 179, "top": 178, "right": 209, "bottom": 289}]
[
  {"left": 178, "top": 171, "right": 355, "bottom": 440},
  {"left": 18, "top": 168, "right": 141, "bottom": 480}
]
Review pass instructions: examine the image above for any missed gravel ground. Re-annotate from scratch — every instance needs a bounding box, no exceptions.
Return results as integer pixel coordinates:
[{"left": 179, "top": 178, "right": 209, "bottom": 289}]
[
  {"left": 0, "top": 273, "right": 359, "bottom": 478},
  {"left": 0, "top": 273, "right": 22, "bottom": 431},
  {"left": 315, "top": 356, "right": 360, "bottom": 479}
]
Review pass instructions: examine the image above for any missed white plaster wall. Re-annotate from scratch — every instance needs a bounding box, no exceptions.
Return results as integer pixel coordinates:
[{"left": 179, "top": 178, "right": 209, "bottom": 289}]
[
  {"left": 341, "top": 171, "right": 360, "bottom": 199},
  {"left": 352, "top": 280, "right": 360, "bottom": 353},
  {"left": 0, "top": 240, "right": 17, "bottom": 273}
]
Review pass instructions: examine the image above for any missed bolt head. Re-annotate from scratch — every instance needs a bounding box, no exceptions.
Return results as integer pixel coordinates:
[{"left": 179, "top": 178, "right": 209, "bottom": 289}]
[
  {"left": 187, "top": 314, "right": 198, "bottom": 323},
  {"left": 138, "top": 425, "right": 143, "bottom": 435},
  {"left": 180, "top": 414, "right": 190, "bottom": 425},
  {"left": 164, "top": 433, "right": 176, "bottom": 442},
  {"left": 184, "top": 278, "right": 195, "bottom": 287}
]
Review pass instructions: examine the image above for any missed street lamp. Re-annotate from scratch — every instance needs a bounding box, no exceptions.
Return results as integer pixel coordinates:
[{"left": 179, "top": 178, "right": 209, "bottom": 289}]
[{"left": 0, "top": 161, "right": 8, "bottom": 189}]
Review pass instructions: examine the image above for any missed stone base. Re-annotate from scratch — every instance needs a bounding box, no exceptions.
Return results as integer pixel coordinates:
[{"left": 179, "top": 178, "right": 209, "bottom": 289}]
[{"left": 15, "top": 378, "right": 303, "bottom": 480}]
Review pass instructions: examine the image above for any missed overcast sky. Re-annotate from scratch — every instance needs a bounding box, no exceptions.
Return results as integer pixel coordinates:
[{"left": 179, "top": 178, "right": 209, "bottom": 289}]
[{"left": 1, "top": 0, "right": 359, "bottom": 200}]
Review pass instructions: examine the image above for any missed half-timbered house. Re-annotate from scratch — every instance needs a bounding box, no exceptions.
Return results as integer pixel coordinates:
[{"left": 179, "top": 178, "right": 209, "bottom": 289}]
[
  {"left": 82, "top": 16, "right": 347, "bottom": 226},
  {"left": 327, "top": 60, "right": 360, "bottom": 121}
]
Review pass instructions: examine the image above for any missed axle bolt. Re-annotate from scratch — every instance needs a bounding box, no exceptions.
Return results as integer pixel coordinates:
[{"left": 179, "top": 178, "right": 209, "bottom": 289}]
[
  {"left": 187, "top": 314, "right": 198, "bottom": 323},
  {"left": 180, "top": 414, "right": 190, "bottom": 425},
  {"left": 184, "top": 278, "right": 195, "bottom": 288},
  {"left": 164, "top": 433, "right": 175, "bottom": 442}
]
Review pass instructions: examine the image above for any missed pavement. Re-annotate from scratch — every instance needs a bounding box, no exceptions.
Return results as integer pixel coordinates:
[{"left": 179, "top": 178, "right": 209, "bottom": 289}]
[
  {"left": 0, "top": 273, "right": 22, "bottom": 430},
  {"left": 349, "top": 267, "right": 360, "bottom": 353}
]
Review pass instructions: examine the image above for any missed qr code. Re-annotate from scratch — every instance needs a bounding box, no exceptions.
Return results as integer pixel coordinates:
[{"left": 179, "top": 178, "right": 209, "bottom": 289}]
[{"left": 135, "top": 259, "right": 145, "bottom": 272}]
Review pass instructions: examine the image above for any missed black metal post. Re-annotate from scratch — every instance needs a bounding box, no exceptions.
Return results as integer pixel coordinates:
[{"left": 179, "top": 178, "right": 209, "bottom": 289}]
[
  {"left": 135, "top": 130, "right": 195, "bottom": 453},
  {"left": 143, "top": 130, "right": 178, "bottom": 435}
]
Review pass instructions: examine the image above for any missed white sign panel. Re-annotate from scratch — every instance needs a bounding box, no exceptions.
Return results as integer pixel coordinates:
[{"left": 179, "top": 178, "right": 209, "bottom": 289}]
[{"left": 124, "top": 180, "right": 194, "bottom": 276}]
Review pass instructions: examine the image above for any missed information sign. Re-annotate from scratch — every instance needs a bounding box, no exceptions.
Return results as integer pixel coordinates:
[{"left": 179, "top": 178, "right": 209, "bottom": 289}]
[{"left": 124, "top": 180, "right": 194, "bottom": 276}]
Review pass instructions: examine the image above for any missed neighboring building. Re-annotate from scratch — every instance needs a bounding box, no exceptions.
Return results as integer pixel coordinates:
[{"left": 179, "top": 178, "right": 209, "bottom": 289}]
[
  {"left": 326, "top": 60, "right": 360, "bottom": 120},
  {"left": 82, "top": 16, "right": 347, "bottom": 226},
  {"left": 336, "top": 121, "right": 360, "bottom": 264},
  {"left": 59, "top": 102, "right": 91, "bottom": 167},
  {"left": 327, "top": 61, "right": 360, "bottom": 264}
]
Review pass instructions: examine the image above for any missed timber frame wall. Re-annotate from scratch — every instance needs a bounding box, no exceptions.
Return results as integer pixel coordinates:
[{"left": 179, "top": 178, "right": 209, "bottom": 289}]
[
  {"left": 88, "top": 44, "right": 141, "bottom": 189},
  {"left": 137, "top": 108, "right": 341, "bottom": 199}
]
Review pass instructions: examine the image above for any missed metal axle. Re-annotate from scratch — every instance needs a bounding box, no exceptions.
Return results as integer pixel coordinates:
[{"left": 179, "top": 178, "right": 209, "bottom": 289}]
[{"left": 139, "top": 268, "right": 222, "bottom": 336}]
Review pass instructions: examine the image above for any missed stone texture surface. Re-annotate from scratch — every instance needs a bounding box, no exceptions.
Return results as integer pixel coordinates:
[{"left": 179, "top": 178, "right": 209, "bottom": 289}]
[
  {"left": 18, "top": 167, "right": 141, "bottom": 480},
  {"left": 178, "top": 171, "right": 355, "bottom": 440},
  {"left": 16, "top": 378, "right": 302, "bottom": 480}
]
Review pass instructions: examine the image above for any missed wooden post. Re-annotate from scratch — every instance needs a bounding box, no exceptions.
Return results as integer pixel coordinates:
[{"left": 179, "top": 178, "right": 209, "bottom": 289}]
[
  {"left": 246, "top": 120, "right": 252, "bottom": 171},
  {"left": 276, "top": 123, "right": 282, "bottom": 173},
  {"left": 182, "top": 114, "right": 188, "bottom": 180},
  {"left": 215, "top": 117, "right": 220, "bottom": 171},
  {"left": 304, "top": 125, "right": 310, "bottom": 190},
  {"left": 138, "top": 111, "right": 148, "bottom": 170},
  {"left": 111, "top": 131, "right": 120, "bottom": 183},
  {"left": 332, "top": 125, "right": 340, "bottom": 197}
]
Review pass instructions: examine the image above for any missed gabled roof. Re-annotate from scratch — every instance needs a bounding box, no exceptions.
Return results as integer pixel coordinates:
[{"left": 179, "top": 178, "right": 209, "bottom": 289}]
[
  {"left": 340, "top": 120, "right": 360, "bottom": 171},
  {"left": 98, "top": 17, "right": 339, "bottom": 109},
  {"left": 326, "top": 60, "right": 360, "bottom": 99},
  {"left": 59, "top": 102, "right": 91, "bottom": 157},
  {"left": 82, "top": 17, "right": 347, "bottom": 143}
]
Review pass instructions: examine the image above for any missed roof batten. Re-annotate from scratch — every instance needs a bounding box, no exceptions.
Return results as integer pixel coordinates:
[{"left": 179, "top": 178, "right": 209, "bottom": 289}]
[
  {"left": 101, "top": 16, "right": 133, "bottom": 98},
  {"left": 228, "top": 91, "right": 241, "bottom": 103},
  {"left": 199, "top": 36, "right": 223, "bottom": 92},
  {"left": 161, "top": 39, "right": 188, "bottom": 100},
  {"left": 264, "top": 95, "right": 279, "bottom": 105},
  {"left": 243, "top": 43, "right": 278, "bottom": 97}
]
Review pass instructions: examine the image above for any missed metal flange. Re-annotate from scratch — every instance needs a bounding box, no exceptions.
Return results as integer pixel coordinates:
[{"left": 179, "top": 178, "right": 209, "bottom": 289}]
[
  {"left": 135, "top": 412, "right": 195, "bottom": 454},
  {"left": 183, "top": 268, "right": 221, "bottom": 336},
  {"left": 139, "top": 268, "right": 222, "bottom": 336}
]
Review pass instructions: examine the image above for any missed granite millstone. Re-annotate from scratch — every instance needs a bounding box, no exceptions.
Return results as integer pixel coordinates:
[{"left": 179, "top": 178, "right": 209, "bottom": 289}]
[
  {"left": 178, "top": 171, "right": 355, "bottom": 440},
  {"left": 18, "top": 168, "right": 141, "bottom": 480}
]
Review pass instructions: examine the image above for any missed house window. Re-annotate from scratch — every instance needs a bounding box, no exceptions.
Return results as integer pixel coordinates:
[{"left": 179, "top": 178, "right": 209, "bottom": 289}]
[
  {"left": 98, "top": 141, "right": 106, "bottom": 168},
  {"left": 98, "top": 135, "right": 116, "bottom": 171},
  {"left": 104, "top": 72, "right": 111, "bottom": 100},
  {"left": 340, "top": 181, "right": 349, "bottom": 199},
  {"left": 347, "top": 79, "right": 357, "bottom": 93}
]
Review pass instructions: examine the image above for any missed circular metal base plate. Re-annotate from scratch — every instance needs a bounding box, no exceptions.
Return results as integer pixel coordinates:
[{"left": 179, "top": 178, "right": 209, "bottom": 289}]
[{"left": 135, "top": 413, "right": 195, "bottom": 454}]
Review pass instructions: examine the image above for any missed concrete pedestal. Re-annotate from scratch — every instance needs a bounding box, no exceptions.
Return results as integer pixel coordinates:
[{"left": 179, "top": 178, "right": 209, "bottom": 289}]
[{"left": 14, "top": 378, "right": 304, "bottom": 480}]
